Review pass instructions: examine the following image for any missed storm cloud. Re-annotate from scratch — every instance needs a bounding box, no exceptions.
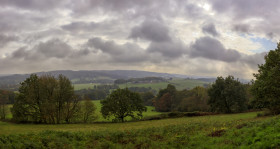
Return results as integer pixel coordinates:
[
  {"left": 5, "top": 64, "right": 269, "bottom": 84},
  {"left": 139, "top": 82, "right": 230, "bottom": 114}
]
[
  {"left": 190, "top": 37, "right": 241, "bottom": 62},
  {"left": 129, "top": 19, "right": 171, "bottom": 42},
  {"left": 202, "top": 23, "right": 219, "bottom": 37}
]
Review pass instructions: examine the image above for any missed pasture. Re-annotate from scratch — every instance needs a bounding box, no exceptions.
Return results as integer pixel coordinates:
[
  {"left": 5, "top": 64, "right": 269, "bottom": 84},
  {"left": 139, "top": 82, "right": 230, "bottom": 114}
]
[
  {"left": 72, "top": 78, "right": 209, "bottom": 91},
  {"left": 73, "top": 83, "right": 99, "bottom": 90},
  {"left": 0, "top": 111, "right": 279, "bottom": 148},
  {"left": 118, "top": 78, "right": 208, "bottom": 91}
]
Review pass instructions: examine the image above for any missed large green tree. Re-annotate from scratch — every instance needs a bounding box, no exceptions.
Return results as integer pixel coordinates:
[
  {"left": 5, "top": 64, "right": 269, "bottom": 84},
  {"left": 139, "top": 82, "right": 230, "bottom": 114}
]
[
  {"left": 11, "top": 74, "right": 80, "bottom": 124},
  {"left": 154, "top": 84, "right": 177, "bottom": 112},
  {"left": 208, "top": 76, "right": 247, "bottom": 113},
  {"left": 251, "top": 43, "right": 280, "bottom": 114},
  {"left": 101, "top": 88, "right": 146, "bottom": 122}
]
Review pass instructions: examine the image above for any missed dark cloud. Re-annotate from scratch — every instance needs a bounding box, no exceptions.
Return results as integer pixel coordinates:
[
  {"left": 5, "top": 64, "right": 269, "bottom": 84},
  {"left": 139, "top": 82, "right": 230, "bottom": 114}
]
[
  {"left": 10, "top": 39, "right": 72, "bottom": 60},
  {"left": 129, "top": 19, "right": 171, "bottom": 42},
  {"left": 202, "top": 23, "right": 219, "bottom": 37},
  {"left": 241, "top": 52, "right": 266, "bottom": 68},
  {"left": 184, "top": 3, "right": 206, "bottom": 19},
  {"left": 34, "top": 39, "right": 72, "bottom": 58},
  {"left": 61, "top": 21, "right": 99, "bottom": 33},
  {"left": 0, "top": 34, "right": 18, "bottom": 47},
  {"left": 232, "top": 24, "right": 251, "bottom": 33},
  {"left": 147, "top": 40, "right": 186, "bottom": 58},
  {"left": 11, "top": 47, "right": 27, "bottom": 59},
  {"left": 0, "top": 0, "right": 66, "bottom": 11},
  {"left": 266, "top": 32, "right": 275, "bottom": 39},
  {"left": 87, "top": 37, "right": 148, "bottom": 63},
  {"left": 210, "top": 0, "right": 280, "bottom": 19},
  {"left": 189, "top": 36, "right": 241, "bottom": 62},
  {"left": 0, "top": 8, "right": 53, "bottom": 33},
  {"left": 87, "top": 37, "right": 123, "bottom": 55},
  {"left": 210, "top": 0, "right": 280, "bottom": 38}
]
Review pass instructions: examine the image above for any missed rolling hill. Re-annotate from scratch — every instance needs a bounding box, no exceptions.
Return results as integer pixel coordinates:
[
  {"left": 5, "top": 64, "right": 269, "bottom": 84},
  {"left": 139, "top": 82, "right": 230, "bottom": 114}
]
[{"left": 0, "top": 70, "right": 215, "bottom": 89}]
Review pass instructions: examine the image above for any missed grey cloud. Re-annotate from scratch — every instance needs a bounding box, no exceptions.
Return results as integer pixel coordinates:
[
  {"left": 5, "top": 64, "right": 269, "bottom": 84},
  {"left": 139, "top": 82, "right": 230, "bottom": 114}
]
[
  {"left": 184, "top": 3, "right": 206, "bottom": 19},
  {"left": 87, "top": 37, "right": 148, "bottom": 63},
  {"left": 189, "top": 36, "right": 241, "bottom": 62},
  {"left": 10, "top": 39, "right": 73, "bottom": 60},
  {"left": 11, "top": 47, "right": 28, "bottom": 58},
  {"left": 87, "top": 37, "right": 123, "bottom": 55},
  {"left": 129, "top": 19, "right": 171, "bottom": 42},
  {"left": 241, "top": 52, "right": 266, "bottom": 68},
  {"left": 0, "top": 0, "right": 67, "bottom": 11},
  {"left": 34, "top": 39, "right": 72, "bottom": 58},
  {"left": 147, "top": 40, "right": 186, "bottom": 58},
  {"left": 71, "top": 0, "right": 180, "bottom": 18},
  {"left": 210, "top": 0, "right": 280, "bottom": 19},
  {"left": 210, "top": 0, "right": 280, "bottom": 38},
  {"left": 202, "top": 23, "right": 219, "bottom": 37},
  {"left": 232, "top": 24, "right": 251, "bottom": 33},
  {"left": 0, "top": 9, "right": 53, "bottom": 33},
  {"left": 266, "top": 32, "right": 274, "bottom": 39},
  {"left": 0, "top": 34, "right": 18, "bottom": 47},
  {"left": 61, "top": 21, "right": 99, "bottom": 32}
]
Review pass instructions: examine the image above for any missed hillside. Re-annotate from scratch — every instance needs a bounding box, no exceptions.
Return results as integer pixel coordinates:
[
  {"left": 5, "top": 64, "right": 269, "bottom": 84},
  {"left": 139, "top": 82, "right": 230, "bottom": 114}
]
[{"left": 0, "top": 70, "right": 215, "bottom": 90}]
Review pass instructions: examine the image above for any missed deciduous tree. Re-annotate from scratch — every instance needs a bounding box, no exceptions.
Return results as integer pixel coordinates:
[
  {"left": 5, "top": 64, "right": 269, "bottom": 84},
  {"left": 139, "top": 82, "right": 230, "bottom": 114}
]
[
  {"left": 251, "top": 43, "right": 280, "bottom": 114},
  {"left": 101, "top": 88, "right": 146, "bottom": 122},
  {"left": 208, "top": 76, "right": 247, "bottom": 113},
  {"left": 11, "top": 74, "right": 81, "bottom": 124}
]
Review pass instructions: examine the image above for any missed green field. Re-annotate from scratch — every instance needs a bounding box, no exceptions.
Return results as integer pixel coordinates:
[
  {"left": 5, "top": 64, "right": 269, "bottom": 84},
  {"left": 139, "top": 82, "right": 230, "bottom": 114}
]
[
  {"left": 0, "top": 112, "right": 264, "bottom": 135},
  {"left": 73, "top": 83, "right": 99, "bottom": 90},
  {"left": 1, "top": 112, "right": 279, "bottom": 148},
  {"left": 3, "top": 101, "right": 279, "bottom": 148},
  {"left": 118, "top": 78, "right": 208, "bottom": 91},
  {"left": 72, "top": 78, "right": 209, "bottom": 91}
]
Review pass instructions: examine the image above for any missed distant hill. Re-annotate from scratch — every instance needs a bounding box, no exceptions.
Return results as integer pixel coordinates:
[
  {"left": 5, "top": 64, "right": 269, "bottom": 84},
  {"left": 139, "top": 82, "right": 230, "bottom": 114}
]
[{"left": 0, "top": 70, "right": 193, "bottom": 89}]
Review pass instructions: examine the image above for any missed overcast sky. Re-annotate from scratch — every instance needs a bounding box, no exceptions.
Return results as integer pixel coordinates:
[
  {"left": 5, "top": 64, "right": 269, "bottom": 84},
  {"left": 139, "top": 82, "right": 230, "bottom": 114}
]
[{"left": 0, "top": 0, "right": 278, "bottom": 79}]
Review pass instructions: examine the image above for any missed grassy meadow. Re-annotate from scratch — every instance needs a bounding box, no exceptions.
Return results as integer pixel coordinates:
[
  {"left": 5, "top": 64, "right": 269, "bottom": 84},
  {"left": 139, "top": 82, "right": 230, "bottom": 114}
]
[
  {"left": 2, "top": 97, "right": 279, "bottom": 148},
  {"left": 73, "top": 83, "right": 99, "bottom": 90},
  {"left": 91, "top": 100, "right": 161, "bottom": 122},
  {"left": 118, "top": 78, "right": 208, "bottom": 91},
  {"left": 1, "top": 111, "right": 279, "bottom": 148}
]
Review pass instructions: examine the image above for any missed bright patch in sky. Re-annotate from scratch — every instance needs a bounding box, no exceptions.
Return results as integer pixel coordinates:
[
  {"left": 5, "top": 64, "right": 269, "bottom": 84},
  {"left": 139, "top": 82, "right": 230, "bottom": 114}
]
[{"left": 250, "top": 37, "right": 277, "bottom": 53}]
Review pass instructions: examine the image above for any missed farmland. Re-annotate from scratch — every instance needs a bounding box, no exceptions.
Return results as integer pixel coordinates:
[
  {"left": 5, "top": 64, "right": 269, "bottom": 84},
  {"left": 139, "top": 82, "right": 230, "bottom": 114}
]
[
  {"left": 73, "top": 83, "right": 100, "bottom": 90},
  {"left": 0, "top": 112, "right": 279, "bottom": 148},
  {"left": 73, "top": 78, "right": 209, "bottom": 91}
]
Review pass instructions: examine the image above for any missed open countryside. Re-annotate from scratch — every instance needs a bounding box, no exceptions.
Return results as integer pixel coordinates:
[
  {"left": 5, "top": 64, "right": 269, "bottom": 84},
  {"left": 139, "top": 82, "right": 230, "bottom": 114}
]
[{"left": 1, "top": 0, "right": 280, "bottom": 148}]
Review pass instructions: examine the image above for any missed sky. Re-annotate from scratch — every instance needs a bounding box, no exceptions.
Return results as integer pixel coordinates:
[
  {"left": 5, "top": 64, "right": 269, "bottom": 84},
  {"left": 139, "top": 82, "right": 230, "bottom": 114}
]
[{"left": 0, "top": 0, "right": 278, "bottom": 79}]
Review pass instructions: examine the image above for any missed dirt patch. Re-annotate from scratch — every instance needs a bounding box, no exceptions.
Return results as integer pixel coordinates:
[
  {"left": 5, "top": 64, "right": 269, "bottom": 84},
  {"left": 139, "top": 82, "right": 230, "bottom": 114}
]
[
  {"left": 150, "top": 134, "right": 164, "bottom": 141},
  {"left": 208, "top": 129, "right": 226, "bottom": 137},
  {"left": 236, "top": 123, "right": 247, "bottom": 129}
]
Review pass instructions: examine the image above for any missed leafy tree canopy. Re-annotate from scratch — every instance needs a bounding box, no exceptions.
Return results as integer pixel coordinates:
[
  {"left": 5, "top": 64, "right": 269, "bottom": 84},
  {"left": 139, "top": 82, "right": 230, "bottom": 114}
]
[
  {"left": 11, "top": 74, "right": 81, "bottom": 124},
  {"left": 251, "top": 43, "right": 280, "bottom": 114},
  {"left": 101, "top": 88, "right": 146, "bottom": 122},
  {"left": 208, "top": 76, "right": 247, "bottom": 113}
]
